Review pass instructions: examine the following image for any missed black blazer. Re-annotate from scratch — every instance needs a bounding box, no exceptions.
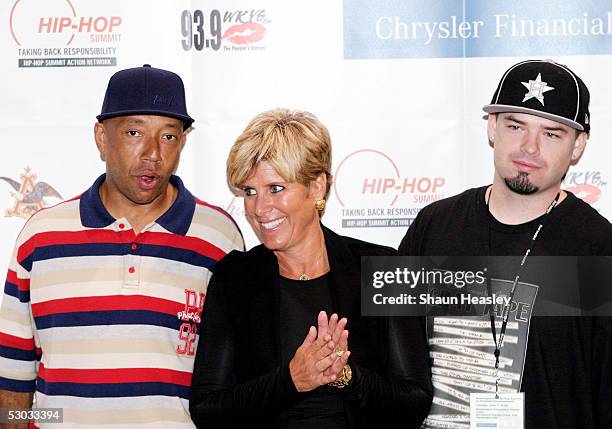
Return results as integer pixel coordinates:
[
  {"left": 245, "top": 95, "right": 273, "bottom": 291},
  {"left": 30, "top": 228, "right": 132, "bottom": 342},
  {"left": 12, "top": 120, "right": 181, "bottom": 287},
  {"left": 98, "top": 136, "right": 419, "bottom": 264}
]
[{"left": 190, "top": 225, "right": 432, "bottom": 428}]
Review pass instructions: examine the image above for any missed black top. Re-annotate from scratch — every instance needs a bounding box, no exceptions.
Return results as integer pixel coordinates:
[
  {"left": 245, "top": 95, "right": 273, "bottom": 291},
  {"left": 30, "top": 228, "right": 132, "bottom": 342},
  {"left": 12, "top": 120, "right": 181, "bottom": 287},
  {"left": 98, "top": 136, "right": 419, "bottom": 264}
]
[
  {"left": 190, "top": 225, "right": 433, "bottom": 429},
  {"left": 398, "top": 186, "right": 612, "bottom": 429},
  {"left": 399, "top": 186, "right": 612, "bottom": 256},
  {"left": 279, "top": 274, "right": 334, "bottom": 364},
  {"left": 278, "top": 274, "right": 347, "bottom": 429}
]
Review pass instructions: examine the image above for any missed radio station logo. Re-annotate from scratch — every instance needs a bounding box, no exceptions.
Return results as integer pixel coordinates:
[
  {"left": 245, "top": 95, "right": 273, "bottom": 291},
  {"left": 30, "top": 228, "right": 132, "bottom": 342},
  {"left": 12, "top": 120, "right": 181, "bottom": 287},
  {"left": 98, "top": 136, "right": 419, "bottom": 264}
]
[
  {"left": 1, "top": 167, "right": 63, "bottom": 219},
  {"left": 563, "top": 170, "right": 607, "bottom": 205},
  {"left": 181, "top": 8, "right": 271, "bottom": 52},
  {"left": 333, "top": 149, "right": 446, "bottom": 228},
  {"left": 10, "top": 0, "right": 122, "bottom": 68}
]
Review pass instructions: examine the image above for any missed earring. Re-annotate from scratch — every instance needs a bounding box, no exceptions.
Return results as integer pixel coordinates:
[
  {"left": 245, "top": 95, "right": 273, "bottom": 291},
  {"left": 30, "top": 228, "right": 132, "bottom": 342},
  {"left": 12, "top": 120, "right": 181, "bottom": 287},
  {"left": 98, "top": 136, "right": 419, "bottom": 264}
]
[{"left": 315, "top": 199, "right": 326, "bottom": 211}]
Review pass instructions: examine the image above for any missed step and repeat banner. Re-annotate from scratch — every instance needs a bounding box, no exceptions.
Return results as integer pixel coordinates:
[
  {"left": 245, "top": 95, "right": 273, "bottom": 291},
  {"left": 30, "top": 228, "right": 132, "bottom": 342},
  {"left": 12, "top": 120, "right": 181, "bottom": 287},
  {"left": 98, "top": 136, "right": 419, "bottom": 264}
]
[{"left": 2, "top": 0, "right": 611, "bottom": 278}]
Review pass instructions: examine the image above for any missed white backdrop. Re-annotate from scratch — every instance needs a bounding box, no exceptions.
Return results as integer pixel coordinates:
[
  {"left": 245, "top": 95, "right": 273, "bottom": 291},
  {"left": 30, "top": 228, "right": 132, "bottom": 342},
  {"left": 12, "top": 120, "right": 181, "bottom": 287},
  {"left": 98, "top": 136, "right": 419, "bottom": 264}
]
[{"left": 2, "top": 0, "right": 611, "bottom": 295}]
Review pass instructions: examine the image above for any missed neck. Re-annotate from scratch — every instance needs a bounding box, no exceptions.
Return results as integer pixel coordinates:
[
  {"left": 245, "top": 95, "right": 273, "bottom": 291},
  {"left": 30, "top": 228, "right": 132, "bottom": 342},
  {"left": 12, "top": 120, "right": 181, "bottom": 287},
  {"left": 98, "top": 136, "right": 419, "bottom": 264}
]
[
  {"left": 488, "top": 178, "right": 564, "bottom": 225},
  {"left": 275, "top": 225, "right": 330, "bottom": 280},
  {"left": 100, "top": 182, "right": 177, "bottom": 235}
]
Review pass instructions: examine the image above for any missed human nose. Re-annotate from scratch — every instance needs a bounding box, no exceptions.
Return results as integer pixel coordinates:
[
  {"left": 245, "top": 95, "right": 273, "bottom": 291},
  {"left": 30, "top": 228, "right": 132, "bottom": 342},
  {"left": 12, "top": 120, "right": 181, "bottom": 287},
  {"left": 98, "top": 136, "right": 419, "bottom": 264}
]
[
  {"left": 521, "top": 130, "right": 541, "bottom": 156},
  {"left": 253, "top": 193, "right": 272, "bottom": 217},
  {"left": 142, "top": 136, "right": 161, "bottom": 163}
]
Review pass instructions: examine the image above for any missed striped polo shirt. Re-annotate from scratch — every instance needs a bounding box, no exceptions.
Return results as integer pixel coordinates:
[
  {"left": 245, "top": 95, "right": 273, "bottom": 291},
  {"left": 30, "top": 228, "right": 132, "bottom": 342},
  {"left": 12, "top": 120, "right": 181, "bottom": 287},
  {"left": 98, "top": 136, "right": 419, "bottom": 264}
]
[{"left": 0, "top": 174, "right": 244, "bottom": 428}]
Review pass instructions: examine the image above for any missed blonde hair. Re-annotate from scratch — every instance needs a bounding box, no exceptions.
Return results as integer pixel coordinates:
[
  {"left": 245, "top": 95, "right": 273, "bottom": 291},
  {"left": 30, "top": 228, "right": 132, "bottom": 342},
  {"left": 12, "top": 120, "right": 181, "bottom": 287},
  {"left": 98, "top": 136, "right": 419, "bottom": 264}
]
[{"left": 227, "top": 108, "right": 333, "bottom": 199}]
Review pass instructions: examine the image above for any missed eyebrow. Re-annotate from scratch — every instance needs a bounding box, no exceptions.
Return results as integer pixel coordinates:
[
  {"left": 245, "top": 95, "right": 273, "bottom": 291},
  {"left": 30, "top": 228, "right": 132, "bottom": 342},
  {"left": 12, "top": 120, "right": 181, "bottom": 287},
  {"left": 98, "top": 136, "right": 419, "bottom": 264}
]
[
  {"left": 542, "top": 125, "right": 568, "bottom": 133},
  {"left": 122, "top": 118, "right": 181, "bottom": 129},
  {"left": 503, "top": 115, "right": 526, "bottom": 125},
  {"left": 503, "top": 115, "right": 568, "bottom": 133},
  {"left": 124, "top": 118, "right": 146, "bottom": 124}
]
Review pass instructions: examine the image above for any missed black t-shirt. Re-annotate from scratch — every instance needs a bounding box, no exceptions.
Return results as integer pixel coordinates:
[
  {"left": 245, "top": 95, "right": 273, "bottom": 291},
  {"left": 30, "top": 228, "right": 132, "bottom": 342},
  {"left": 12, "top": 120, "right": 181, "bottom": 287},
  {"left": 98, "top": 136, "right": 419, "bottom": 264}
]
[
  {"left": 399, "top": 186, "right": 612, "bottom": 429},
  {"left": 278, "top": 275, "right": 348, "bottom": 429}
]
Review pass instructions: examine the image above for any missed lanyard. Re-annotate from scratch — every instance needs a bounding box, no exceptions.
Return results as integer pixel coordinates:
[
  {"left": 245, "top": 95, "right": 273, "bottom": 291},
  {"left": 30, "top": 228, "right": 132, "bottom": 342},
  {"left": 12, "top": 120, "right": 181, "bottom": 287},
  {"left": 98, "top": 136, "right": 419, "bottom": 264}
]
[{"left": 485, "top": 188, "right": 560, "bottom": 395}]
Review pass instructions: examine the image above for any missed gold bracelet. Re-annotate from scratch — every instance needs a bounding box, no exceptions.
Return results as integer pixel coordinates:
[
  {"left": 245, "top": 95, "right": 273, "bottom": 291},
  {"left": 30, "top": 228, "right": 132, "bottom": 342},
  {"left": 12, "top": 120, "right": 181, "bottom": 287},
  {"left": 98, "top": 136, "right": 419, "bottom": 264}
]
[{"left": 328, "top": 364, "right": 352, "bottom": 388}]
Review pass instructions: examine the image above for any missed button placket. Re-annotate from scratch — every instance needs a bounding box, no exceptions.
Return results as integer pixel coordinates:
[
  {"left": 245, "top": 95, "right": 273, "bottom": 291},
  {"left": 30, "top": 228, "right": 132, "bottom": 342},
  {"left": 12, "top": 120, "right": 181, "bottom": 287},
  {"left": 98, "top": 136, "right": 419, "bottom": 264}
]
[{"left": 123, "top": 254, "right": 141, "bottom": 289}]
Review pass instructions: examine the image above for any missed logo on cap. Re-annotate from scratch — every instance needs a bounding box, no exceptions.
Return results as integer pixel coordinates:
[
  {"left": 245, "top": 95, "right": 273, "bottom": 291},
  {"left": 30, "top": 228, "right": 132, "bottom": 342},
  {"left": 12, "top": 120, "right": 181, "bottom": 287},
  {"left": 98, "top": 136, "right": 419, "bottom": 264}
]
[
  {"left": 521, "top": 73, "right": 554, "bottom": 106},
  {"left": 152, "top": 95, "right": 176, "bottom": 108}
]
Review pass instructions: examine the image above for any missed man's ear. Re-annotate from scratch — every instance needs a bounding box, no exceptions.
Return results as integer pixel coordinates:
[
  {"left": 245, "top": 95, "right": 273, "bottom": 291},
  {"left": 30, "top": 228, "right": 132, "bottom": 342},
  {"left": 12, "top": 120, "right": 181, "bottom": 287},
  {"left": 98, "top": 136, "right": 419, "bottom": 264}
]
[
  {"left": 487, "top": 114, "right": 497, "bottom": 148},
  {"left": 570, "top": 131, "right": 588, "bottom": 165},
  {"left": 94, "top": 122, "right": 107, "bottom": 162},
  {"left": 179, "top": 129, "right": 188, "bottom": 151}
]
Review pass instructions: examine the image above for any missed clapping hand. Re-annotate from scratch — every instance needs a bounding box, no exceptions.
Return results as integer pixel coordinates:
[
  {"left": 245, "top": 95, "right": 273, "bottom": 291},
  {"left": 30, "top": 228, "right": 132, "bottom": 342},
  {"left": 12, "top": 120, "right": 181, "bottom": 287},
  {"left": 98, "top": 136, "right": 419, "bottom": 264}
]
[
  {"left": 289, "top": 311, "right": 350, "bottom": 392},
  {"left": 320, "top": 312, "right": 350, "bottom": 380}
]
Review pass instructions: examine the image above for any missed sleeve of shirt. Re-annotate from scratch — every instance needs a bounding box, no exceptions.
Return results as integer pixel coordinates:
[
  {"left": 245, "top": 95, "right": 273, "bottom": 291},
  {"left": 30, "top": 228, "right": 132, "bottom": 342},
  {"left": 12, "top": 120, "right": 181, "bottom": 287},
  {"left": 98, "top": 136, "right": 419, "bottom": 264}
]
[
  {"left": 230, "top": 223, "right": 245, "bottom": 252},
  {"left": 189, "top": 260, "right": 302, "bottom": 427},
  {"left": 398, "top": 207, "right": 428, "bottom": 255},
  {"left": 0, "top": 231, "right": 38, "bottom": 393},
  {"left": 342, "top": 315, "right": 433, "bottom": 427}
]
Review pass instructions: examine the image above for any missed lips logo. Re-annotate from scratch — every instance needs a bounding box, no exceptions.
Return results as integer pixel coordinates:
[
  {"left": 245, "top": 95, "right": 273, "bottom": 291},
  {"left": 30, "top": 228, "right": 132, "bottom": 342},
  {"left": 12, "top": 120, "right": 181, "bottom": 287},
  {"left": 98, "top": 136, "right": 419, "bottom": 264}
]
[
  {"left": 565, "top": 184, "right": 602, "bottom": 205},
  {"left": 223, "top": 22, "right": 266, "bottom": 45}
]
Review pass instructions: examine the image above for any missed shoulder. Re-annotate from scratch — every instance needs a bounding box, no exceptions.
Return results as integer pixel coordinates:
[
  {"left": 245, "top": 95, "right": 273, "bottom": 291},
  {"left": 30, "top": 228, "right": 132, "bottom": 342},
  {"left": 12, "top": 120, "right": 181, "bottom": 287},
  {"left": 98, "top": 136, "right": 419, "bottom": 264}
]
[
  {"left": 407, "top": 186, "right": 484, "bottom": 235},
  {"left": 15, "top": 197, "right": 81, "bottom": 243},
  {"left": 338, "top": 234, "right": 397, "bottom": 257},
  {"left": 191, "top": 197, "right": 244, "bottom": 252},
  {"left": 194, "top": 198, "right": 238, "bottom": 226},
  {"left": 416, "top": 187, "right": 484, "bottom": 220},
  {"left": 211, "top": 244, "right": 270, "bottom": 276},
  {"left": 399, "top": 187, "right": 485, "bottom": 254},
  {"left": 322, "top": 224, "right": 397, "bottom": 261},
  {"left": 559, "top": 192, "right": 612, "bottom": 253},
  {"left": 563, "top": 191, "right": 611, "bottom": 227}
]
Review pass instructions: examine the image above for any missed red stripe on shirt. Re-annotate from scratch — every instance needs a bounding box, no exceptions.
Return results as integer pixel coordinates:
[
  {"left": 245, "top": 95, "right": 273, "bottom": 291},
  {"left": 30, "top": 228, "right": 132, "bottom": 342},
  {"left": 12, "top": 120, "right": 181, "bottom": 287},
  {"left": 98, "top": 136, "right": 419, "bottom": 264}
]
[
  {"left": 139, "top": 231, "right": 226, "bottom": 261},
  {"left": 6, "top": 269, "right": 18, "bottom": 285},
  {"left": 6, "top": 269, "right": 29, "bottom": 291},
  {"left": 38, "top": 364, "right": 192, "bottom": 386},
  {"left": 0, "top": 332, "right": 35, "bottom": 351},
  {"left": 17, "top": 229, "right": 226, "bottom": 264},
  {"left": 17, "top": 230, "right": 136, "bottom": 263},
  {"left": 6, "top": 270, "right": 30, "bottom": 291},
  {"left": 18, "top": 278, "right": 30, "bottom": 292},
  {"left": 31, "top": 295, "right": 182, "bottom": 318}
]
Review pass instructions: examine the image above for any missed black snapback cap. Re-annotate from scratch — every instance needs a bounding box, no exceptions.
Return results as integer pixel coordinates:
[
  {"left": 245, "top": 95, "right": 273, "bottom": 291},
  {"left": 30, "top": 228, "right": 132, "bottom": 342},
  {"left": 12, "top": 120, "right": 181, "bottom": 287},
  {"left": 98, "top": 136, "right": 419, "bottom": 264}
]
[
  {"left": 97, "top": 64, "right": 194, "bottom": 130},
  {"left": 483, "top": 60, "right": 590, "bottom": 133}
]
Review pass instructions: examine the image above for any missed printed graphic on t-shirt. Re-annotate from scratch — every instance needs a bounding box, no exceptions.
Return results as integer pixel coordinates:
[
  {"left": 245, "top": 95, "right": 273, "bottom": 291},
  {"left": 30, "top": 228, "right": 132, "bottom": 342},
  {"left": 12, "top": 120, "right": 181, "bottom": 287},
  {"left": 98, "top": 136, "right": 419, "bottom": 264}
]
[
  {"left": 422, "top": 278, "right": 537, "bottom": 429},
  {"left": 176, "top": 289, "right": 205, "bottom": 356}
]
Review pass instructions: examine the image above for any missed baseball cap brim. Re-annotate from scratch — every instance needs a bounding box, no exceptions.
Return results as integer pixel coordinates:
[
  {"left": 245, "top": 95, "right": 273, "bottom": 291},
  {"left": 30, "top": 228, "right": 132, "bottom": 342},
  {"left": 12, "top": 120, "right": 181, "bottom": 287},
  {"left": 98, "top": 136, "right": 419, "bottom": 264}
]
[
  {"left": 96, "top": 109, "right": 194, "bottom": 130},
  {"left": 483, "top": 104, "right": 584, "bottom": 131}
]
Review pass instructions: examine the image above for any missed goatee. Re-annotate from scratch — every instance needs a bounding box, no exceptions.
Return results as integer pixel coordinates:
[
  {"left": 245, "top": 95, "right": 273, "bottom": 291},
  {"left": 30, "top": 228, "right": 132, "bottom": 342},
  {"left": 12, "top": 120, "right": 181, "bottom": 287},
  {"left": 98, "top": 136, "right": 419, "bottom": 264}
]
[{"left": 504, "top": 172, "right": 538, "bottom": 195}]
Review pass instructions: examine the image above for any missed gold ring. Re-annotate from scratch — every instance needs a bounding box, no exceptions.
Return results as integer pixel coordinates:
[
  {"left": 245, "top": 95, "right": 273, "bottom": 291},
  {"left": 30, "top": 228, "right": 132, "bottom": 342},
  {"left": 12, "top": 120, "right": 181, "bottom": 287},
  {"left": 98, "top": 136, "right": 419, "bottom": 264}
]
[{"left": 335, "top": 350, "right": 345, "bottom": 358}]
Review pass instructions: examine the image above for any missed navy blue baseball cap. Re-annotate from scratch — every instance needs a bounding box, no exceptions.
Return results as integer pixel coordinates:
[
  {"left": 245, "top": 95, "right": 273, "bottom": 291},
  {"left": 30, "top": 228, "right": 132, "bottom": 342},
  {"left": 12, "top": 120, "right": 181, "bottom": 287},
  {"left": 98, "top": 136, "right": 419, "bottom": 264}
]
[{"left": 97, "top": 64, "right": 194, "bottom": 130}]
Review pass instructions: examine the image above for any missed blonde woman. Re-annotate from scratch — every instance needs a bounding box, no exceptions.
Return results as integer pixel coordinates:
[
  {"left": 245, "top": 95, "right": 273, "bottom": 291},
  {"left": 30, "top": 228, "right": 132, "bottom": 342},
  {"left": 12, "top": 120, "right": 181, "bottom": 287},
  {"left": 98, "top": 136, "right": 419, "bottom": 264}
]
[{"left": 190, "top": 109, "right": 432, "bottom": 428}]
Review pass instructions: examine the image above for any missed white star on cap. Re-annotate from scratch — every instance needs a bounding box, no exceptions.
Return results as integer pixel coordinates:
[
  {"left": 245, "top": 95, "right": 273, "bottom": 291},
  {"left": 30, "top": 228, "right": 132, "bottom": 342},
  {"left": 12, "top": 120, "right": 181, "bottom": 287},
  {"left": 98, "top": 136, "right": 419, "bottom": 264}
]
[{"left": 521, "top": 73, "right": 554, "bottom": 106}]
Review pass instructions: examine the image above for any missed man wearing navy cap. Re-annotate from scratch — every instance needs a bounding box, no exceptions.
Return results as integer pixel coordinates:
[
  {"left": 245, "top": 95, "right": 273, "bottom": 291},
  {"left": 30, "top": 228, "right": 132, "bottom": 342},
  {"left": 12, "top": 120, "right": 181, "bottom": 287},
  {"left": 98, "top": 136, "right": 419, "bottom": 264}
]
[
  {"left": 399, "top": 60, "right": 611, "bottom": 428},
  {"left": 0, "top": 65, "right": 244, "bottom": 427}
]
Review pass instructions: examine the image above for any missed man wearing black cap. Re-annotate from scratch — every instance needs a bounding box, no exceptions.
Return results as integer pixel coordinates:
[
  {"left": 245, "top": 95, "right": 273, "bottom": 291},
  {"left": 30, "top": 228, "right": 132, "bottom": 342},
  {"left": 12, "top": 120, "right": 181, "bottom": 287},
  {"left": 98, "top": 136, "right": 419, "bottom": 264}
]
[
  {"left": 399, "top": 60, "right": 611, "bottom": 428},
  {"left": 0, "top": 65, "right": 244, "bottom": 427}
]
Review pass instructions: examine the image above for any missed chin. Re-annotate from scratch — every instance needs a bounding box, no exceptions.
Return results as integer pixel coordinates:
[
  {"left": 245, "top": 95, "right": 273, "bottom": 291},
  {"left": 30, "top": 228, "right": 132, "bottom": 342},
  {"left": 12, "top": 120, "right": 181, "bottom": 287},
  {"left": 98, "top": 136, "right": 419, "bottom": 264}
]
[
  {"left": 259, "top": 236, "right": 288, "bottom": 251},
  {"left": 131, "top": 190, "right": 163, "bottom": 205}
]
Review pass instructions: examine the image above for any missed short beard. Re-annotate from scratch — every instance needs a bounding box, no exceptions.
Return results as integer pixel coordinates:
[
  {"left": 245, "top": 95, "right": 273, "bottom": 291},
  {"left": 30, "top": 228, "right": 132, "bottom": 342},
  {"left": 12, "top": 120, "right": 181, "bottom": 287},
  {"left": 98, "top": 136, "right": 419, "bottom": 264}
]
[{"left": 504, "top": 172, "right": 539, "bottom": 195}]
